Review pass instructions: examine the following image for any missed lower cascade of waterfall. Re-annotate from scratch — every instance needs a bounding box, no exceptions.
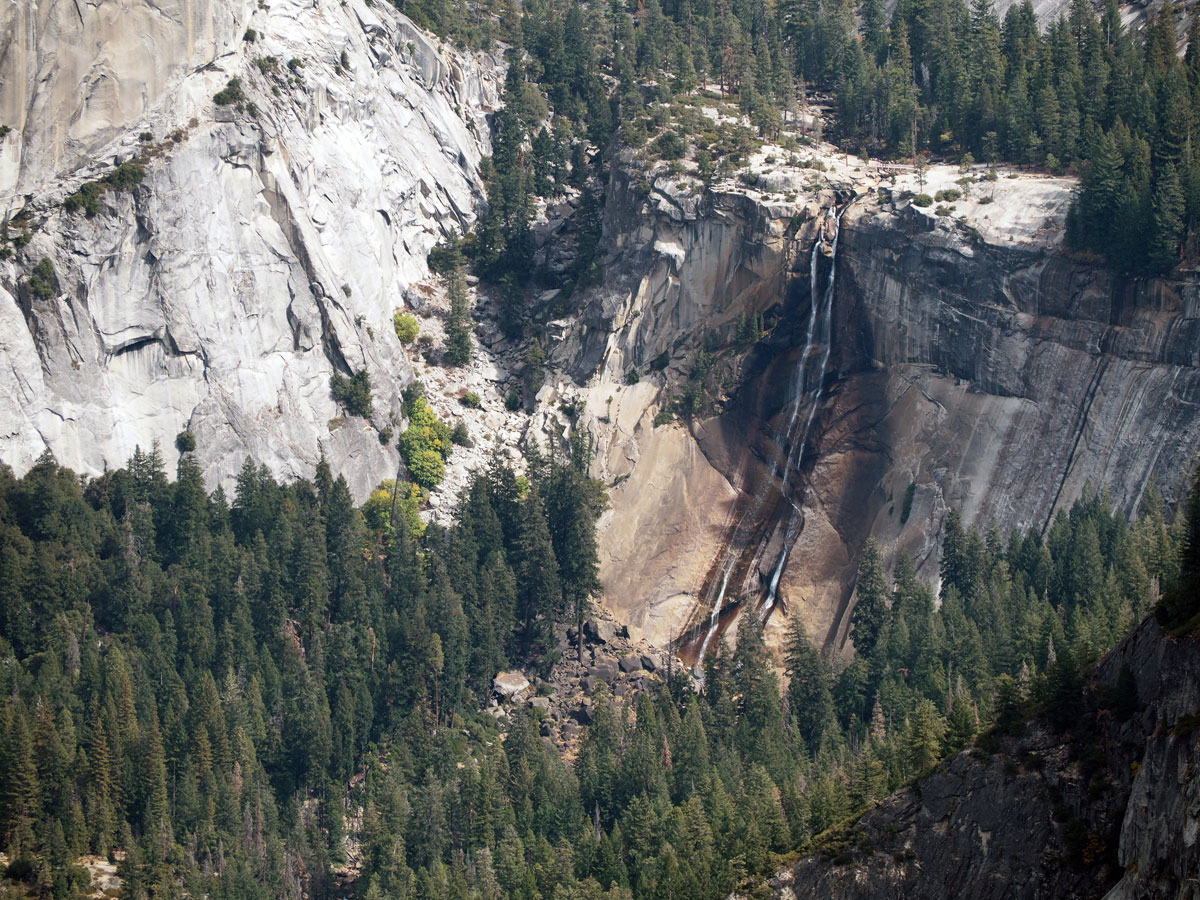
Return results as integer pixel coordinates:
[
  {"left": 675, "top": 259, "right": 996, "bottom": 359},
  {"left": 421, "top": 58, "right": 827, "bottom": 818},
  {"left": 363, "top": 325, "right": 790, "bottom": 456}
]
[{"left": 685, "top": 201, "right": 849, "bottom": 670}]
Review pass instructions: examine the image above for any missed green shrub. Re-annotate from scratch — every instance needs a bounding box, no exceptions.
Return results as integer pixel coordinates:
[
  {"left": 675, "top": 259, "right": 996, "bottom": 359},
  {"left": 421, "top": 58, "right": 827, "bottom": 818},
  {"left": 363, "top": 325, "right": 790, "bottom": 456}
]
[
  {"left": 451, "top": 421, "right": 471, "bottom": 446},
  {"left": 64, "top": 162, "right": 146, "bottom": 217},
  {"left": 243, "top": 27, "right": 257, "bottom": 41},
  {"left": 505, "top": 387, "right": 521, "bottom": 411},
  {"left": 427, "top": 237, "right": 463, "bottom": 276},
  {"left": 393, "top": 311, "right": 419, "bottom": 344},
  {"left": 402, "top": 380, "right": 426, "bottom": 417},
  {"left": 138, "top": 131, "right": 153, "bottom": 142},
  {"left": 935, "top": 188, "right": 962, "bottom": 202},
  {"left": 362, "top": 479, "right": 425, "bottom": 538},
  {"left": 406, "top": 447, "right": 445, "bottom": 488},
  {"left": 254, "top": 56, "right": 279, "bottom": 74},
  {"left": 175, "top": 430, "right": 196, "bottom": 453},
  {"left": 399, "top": 397, "right": 453, "bottom": 489},
  {"left": 625, "top": 370, "right": 640, "bottom": 385},
  {"left": 330, "top": 369, "right": 373, "bottom": 417},
  {"left": 655, "top": 131, "right": 686, "bottom": 160},
  {"left": 913, "top": 194, "right": 933, "bottom": 208},
  {"left": 459, "top": 391, "right": 482, "bottom": 408},
  {"left": 213, "top": 78, "right": 245, "bottom": 106},
  {"left": 25, "top": 258, "right": 59, "bottom": 300},
  {"left": 106, "top": 161, "right": 145, "bottom": 191},
  {"left": 653, "top": 407, "right": 674, "bottom": 427}
]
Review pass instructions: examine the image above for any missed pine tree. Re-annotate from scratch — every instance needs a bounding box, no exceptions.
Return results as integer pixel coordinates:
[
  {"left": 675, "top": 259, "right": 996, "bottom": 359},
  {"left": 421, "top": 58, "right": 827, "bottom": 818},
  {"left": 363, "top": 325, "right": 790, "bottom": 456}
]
[
  {"left": 861, "top": 0, "right": 889, "bottom": 63},
  {"left": 443, "top": 251, "right": 473, "bottom": 367},
  {"left": 1148, "top": 160, "right": 1185, "bottom": 272},
  {"left": 2, "top": 703, "right": 39, "bottom": 853},
  {"left": 850, "top": 538, "right": 890, "bottom": 656},
  {"left": 512, "top": 490, "right": 561, "bottom": 663},
  {"left": 904, "top": 698, "right": 946, "bottom": 774},
  {"left": 86, "top": 715, "right": 118, "bottom": 853},
  {"left": 139, "top": 705, "right": 171, "bottom": 860},
  {"left": 732, "top": 612, "right": 783, "bottom": 769},
  {"left": 784, "top": 616, "right": 833, "bottom": 754}
]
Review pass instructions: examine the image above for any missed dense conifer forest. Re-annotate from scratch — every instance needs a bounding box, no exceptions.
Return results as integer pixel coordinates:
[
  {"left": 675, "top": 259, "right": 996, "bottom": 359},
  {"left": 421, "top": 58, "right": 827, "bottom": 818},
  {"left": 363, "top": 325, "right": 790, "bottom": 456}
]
[
  {"left": 409, "top": 0, "right": 1200, "bottom": 326},
  {"left": 5, "top": 0, "right": 1200, "bottom": 895},
  {"left": 0, "top": 440, "right": 1193, "bottom": 899}
]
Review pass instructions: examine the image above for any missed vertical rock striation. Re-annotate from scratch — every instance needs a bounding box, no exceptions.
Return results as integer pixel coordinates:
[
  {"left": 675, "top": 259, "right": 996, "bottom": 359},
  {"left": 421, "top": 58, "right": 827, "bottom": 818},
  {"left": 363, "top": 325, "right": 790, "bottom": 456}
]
[{"left": 0, "top": 0, "right": 501, "bottom": 499}]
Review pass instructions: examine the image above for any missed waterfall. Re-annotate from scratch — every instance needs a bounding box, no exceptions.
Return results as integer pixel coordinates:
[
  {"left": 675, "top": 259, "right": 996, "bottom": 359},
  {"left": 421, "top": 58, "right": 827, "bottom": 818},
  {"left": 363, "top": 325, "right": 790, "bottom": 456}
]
[
  {"left": 689, "top": 200, "right": 849, "bottom": 671},
  {"left": 761, "top": 203, "right": 845, "bottom": 616},
  {"left": 695, "top": 557, "right": 734, "bottom": 665}
]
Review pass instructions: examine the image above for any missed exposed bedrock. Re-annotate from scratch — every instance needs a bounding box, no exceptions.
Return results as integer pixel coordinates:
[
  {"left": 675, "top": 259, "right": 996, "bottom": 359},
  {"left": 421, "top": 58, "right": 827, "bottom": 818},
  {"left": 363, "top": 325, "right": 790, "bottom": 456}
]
[
  {"left": 556, "top": 156, "right": 848, "bottom": 651},
  {"left": 0, "top": 0, "right": 501, "bottom": 500},
  {"left": 568, "top": 162, "right": 1200, "bottom": 658},
  {"left": 809, "top": 203, "right": 1200, "bottom": 647}
]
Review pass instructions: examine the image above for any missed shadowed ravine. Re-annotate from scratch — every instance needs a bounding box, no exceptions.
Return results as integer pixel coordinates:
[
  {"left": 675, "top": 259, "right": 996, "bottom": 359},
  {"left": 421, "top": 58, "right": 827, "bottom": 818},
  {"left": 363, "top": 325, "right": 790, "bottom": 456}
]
[{"left": 675, "top": 201, "right": 851, "bottom": 667}]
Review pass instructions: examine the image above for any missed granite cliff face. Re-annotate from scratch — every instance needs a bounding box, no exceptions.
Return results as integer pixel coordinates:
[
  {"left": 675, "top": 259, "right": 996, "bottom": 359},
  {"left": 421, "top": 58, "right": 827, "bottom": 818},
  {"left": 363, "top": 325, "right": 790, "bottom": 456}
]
[
  {"left": 552, "top": 156, "right": 1200, "bottom": 659},
  {"left": 744, "top": 618, "right": 1200, "bottom": 900},
  {"left": 809, "top": 176, "right": 1200, "bottom": 646},
  {"left": 3, "top": 0, "right": 1200, "bottom": 666},
  {"left": 547, "top": 150, "right": 859, "bottom": 650},
  {"left": 0, "top": 0, "right": 500, "bottom": 499}
]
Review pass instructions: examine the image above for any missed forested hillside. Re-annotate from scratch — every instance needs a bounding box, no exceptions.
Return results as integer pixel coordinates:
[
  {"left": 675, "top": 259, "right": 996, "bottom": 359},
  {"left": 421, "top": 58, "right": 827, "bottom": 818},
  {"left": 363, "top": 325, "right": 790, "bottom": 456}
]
[
  {"left": 405, "top": 0, "right": 1200, "bottom": 345},
  {"left": 0, "top": 441, "right": 1188, "bottom": 899},
  {"left": 4, "top": 0, "right": 1200, "bottom": 894}
]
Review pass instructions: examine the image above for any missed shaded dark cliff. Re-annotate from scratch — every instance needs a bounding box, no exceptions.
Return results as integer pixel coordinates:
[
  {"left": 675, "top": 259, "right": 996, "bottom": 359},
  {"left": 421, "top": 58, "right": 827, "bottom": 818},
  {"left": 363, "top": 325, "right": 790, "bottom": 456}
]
[{"left": 747, "top": 616, "right": 1200, "bottom": 900}]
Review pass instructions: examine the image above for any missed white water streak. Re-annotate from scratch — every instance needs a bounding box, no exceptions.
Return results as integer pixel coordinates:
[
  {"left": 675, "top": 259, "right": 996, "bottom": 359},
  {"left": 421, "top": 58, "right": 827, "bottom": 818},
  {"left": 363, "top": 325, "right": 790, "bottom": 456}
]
[
  {"left": 761, "top": 205, "right": 846, "bottom": 616},
  {"left": 693, "top": 201, "right": 850, "bottom": 668}
]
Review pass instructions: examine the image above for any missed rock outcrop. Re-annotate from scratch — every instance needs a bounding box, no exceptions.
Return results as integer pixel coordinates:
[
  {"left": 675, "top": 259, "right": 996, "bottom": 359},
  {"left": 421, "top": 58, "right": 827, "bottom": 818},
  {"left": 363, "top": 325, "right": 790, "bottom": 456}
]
[
  {"left": 547, "top": 148, "right": 870, "bottom": 651},
  {"left": 807, "top": 174, "right": 1200, "bottom": 646},
  {"left": 547, "top": 152, "right": 1200, "bottom": 659},
  {"left": 0, "top": 0, "right": 500, "bottom": 499},
  {"left": 741, "top": 617, "right": 1200, "bottom": 900}
]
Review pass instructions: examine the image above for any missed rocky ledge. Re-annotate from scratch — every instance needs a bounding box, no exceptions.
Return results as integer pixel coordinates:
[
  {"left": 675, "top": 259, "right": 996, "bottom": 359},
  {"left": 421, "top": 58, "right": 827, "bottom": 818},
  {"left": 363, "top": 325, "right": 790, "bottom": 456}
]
[{"left": 738, "top": 617, "right": 1199, "bottom": 900}]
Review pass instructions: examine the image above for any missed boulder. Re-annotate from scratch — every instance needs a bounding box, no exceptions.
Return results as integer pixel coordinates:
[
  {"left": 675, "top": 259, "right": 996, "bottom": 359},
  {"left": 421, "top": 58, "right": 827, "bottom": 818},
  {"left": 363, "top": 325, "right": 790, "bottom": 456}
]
[
  {"left": 640, "top": 655, "right": 658, "bottom": 672},
  {"left": 530, "top": 696, "right": 552, "bottom": 713},
  {"left": 493, "top": 671, "right": 530, "bottom": 700},
  {"left": 588, "top": 659, "right": 619, "bottom": 683},
  {"left": 583, "top": 618, "right": 617, "bottom": 644},
  {"left": 571, "top": 701, "right": 593, "bottom": 725},
  {"left": 619, "top": 656, "right": 643, "bottom": 674}
]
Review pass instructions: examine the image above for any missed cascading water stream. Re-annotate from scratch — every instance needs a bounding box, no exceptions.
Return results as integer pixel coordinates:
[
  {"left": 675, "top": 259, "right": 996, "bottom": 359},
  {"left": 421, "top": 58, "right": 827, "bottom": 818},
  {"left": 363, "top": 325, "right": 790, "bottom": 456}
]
[
  {"left": 760, "top": 204, "right": 845, "bottom": 616},
  {"left": 689, "top": 200, "right": 849, "bottom": 671}
]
